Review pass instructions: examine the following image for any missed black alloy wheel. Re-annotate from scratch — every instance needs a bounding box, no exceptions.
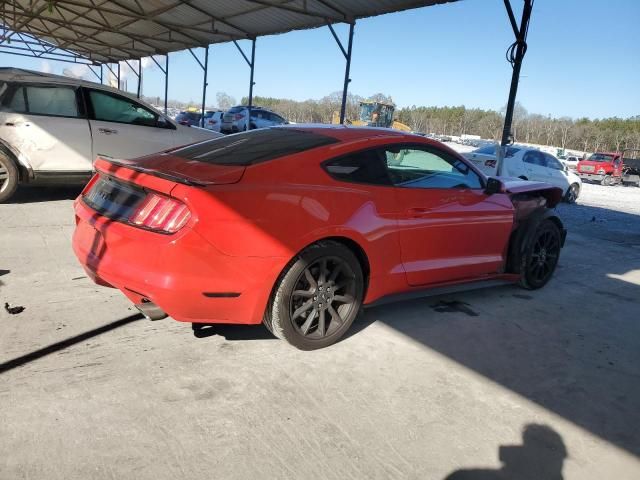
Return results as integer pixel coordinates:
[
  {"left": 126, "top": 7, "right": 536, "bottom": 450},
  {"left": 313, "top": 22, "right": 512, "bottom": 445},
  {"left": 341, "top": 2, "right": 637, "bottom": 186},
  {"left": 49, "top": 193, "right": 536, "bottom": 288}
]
[
  {"left": 265, "top": 241, "right": 364, "bottom": 350},
  {"left": 519, "top": 219, "right": 562, "bottom": 289},
  {"left": 289, "top": 257, "right": 358, "bottom": 339}
]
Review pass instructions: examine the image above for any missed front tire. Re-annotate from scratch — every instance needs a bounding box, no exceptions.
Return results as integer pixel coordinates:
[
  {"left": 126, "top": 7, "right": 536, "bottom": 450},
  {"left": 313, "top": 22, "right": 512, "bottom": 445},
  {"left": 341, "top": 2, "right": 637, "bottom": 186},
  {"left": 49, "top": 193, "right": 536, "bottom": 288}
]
[
  {"left": 264, "top": 241, "right": 364, "bottom": 350},
  {"left": 518, "top": 219, "right": 562, "bottom": 290},
  {"left": 0, "top": 152, "right": 19, "bottom": 203}
]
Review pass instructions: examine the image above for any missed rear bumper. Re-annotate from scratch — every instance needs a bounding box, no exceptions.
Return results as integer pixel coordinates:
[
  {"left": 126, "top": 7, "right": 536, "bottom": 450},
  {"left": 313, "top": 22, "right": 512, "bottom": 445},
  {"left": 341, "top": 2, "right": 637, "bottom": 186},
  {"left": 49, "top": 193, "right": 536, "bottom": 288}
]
[{"left": 72, "top": 199, "right": 285, "bottom": 324}]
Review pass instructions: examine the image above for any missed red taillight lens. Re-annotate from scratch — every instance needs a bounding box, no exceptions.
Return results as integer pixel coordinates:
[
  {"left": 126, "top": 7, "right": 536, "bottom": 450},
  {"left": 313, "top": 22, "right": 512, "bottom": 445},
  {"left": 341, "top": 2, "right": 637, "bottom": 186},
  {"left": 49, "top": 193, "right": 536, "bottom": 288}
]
[
  {"left": 129, "top": 193, "right": 191, "bottom": 233},
  {"left": 234, "top": 113, "right": 245, "bottom": 120}
]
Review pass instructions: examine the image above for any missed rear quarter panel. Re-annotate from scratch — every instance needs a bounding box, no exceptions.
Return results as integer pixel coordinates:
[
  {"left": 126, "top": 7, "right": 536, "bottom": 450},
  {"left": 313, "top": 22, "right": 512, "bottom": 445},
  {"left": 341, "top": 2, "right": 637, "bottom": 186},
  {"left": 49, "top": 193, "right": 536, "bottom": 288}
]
[{"left": 170, "top": 139, "right": 411, "bottom": 303}]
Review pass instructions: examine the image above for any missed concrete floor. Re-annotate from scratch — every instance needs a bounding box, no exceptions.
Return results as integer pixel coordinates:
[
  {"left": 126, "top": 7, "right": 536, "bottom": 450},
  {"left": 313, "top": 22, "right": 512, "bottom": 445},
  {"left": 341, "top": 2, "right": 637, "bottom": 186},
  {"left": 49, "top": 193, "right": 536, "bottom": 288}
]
[{"left": 1, "top": 186, "right": 639, "bottom": 479}]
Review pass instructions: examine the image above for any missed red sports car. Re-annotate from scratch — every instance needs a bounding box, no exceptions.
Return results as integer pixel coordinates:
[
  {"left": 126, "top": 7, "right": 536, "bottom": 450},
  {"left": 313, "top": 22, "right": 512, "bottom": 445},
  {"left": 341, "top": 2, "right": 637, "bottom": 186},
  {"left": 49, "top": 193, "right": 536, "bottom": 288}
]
[{"left": 72, "top": 126, "right": 566, "bottom": 350}]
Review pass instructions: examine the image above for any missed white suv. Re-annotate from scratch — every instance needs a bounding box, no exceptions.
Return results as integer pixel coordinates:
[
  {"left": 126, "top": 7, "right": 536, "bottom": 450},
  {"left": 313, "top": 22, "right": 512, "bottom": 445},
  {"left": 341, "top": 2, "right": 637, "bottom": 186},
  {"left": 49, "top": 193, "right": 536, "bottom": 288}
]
[
  {"left": 0, "top": 68, "right": 221, "bottom": 202},
  {"left": 220, "top": 106, "right": 287, "bottom": 134},
  {"left": 464, "top": 144, "right": 582, "bottom": 203}
]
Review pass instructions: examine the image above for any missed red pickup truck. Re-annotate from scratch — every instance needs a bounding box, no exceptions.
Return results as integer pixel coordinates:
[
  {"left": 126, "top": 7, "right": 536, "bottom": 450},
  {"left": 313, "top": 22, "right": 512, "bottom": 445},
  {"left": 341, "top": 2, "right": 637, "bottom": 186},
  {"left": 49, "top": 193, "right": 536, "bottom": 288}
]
[{"left": 576, "top": 152, "right": 623, "bottom": 185}]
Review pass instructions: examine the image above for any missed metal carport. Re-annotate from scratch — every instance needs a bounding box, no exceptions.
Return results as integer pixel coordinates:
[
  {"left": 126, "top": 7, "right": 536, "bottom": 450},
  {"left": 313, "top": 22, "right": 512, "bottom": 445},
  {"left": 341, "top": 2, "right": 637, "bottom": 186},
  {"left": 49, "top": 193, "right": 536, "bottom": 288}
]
[{"left": 0, "top": 0, "right": 533, "bottom": 162}]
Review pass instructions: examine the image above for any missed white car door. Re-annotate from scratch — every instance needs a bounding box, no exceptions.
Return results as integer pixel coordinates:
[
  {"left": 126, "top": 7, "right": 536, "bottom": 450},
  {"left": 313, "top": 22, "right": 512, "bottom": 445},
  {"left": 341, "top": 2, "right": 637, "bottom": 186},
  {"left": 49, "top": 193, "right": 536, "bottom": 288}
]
[
  {"left": 543, "top": 153, "right": 570, "bottom": 191},
  {"left": 85, "top": 88, "right": 176, "bottom": 160},
  {"left": 521, "top": 150, "right": 549, "bottom": 182},
  {"left": 0, "top": 83, "right": 92, "bottom": 172}
]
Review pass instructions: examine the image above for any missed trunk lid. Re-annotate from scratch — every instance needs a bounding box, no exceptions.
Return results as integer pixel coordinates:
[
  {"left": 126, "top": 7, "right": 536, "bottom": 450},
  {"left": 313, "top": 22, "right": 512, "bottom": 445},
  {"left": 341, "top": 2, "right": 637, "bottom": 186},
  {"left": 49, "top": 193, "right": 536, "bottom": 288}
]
[
  {"left": 577, "top": 160, "right": 609, "bottom": 173},
  {"left": 108, "top": 153, "right": 246, "bottom": 186}
]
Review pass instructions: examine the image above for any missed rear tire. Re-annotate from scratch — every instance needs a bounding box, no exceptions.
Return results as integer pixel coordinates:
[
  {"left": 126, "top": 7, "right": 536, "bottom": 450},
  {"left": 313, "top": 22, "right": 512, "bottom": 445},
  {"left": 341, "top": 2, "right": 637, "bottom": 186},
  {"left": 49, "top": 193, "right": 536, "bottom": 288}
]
[
  {"left": 564, "top": 183, "right": 579, "bottom": 203},
  {"left": 0, "top": 152, "right": 19, "bottom": 203},
  {"left": 517, "top": 219, "right": 562, "bottom": 290},
  {"left": 264, "top": 241, "right": 364, "bottom": 350},
  {"left": 601, "top": 175, "right": 612, "bottom": 186}
]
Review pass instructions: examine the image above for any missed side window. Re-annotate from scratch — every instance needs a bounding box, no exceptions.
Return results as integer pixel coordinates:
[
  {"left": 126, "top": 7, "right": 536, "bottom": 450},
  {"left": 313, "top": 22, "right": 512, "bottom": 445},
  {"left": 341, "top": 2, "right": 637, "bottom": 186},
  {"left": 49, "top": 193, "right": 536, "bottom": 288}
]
[
  {"left": 523, "top": 151, "right": 545, "bottom": 166},
  {"left": 1, "top": 85, "right": 78, "bottom": 117},
  {"left": 544, "top": 154, "right": 564, "bottom": 170},
  {"left": 88, "top": 90, "right": 158, "bottom": 127},
  {"left": 324, "top": 149, "right": 391, "bottom": 186},
  {"left": 5, "top": 87, "right": 26, "bottom": 112},
  {"left": 26, "top": 86, "right": 79, "bottom": 117},
  {"left": 384, "top": 146, "right": 483, "bottom": 189}
]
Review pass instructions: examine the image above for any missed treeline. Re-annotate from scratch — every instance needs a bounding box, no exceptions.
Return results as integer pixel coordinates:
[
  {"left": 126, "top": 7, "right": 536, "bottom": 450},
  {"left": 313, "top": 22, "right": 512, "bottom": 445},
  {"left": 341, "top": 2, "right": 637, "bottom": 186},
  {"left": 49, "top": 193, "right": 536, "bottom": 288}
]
[
  {"left": 396, "top": 104, "right": 640, "bottom": 153},
  {"left": 239, "top": 93, "right": 640, "bottom": 153}
]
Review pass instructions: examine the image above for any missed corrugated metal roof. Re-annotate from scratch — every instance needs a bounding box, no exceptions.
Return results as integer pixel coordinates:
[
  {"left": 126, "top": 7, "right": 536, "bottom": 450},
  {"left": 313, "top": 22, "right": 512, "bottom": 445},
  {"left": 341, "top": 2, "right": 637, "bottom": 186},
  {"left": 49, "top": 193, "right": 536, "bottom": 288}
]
[{"left": 1, "top": 0, "right": 459, "bottom": 63}]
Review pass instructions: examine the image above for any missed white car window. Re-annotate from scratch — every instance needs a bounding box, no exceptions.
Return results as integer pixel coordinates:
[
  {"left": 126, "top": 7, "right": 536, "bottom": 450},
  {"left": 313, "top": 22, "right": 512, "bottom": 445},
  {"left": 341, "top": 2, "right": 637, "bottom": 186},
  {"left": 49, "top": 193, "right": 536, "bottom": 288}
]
[
  {"left": 89, "top": 90, "right": 158, "bottom": 127},
  {"left": 4, "top": 85, "right": 78, "bottom": 117},
  {"left": 27, "top": 86, "right": 78, "bottom": 117}
]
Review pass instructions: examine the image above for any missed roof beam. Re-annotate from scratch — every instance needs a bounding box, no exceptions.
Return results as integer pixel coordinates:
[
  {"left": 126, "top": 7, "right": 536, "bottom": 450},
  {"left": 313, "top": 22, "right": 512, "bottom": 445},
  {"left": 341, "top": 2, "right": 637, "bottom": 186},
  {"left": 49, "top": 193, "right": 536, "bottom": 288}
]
[{"left": 247, "top": 0, "right": 344, "bottom": 23}]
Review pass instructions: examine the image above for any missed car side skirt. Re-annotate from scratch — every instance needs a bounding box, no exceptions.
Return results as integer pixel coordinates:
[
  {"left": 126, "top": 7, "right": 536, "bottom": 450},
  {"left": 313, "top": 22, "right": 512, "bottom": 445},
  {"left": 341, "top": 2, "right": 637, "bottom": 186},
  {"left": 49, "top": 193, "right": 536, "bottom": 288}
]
[{"left": 365, "top": 274, "right": 520, "bottom": 309}]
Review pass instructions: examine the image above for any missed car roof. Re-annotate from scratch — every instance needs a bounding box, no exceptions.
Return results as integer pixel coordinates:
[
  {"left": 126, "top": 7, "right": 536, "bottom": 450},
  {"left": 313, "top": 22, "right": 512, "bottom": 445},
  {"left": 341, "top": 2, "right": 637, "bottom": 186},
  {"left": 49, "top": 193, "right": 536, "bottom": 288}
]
[
  {"left": 0, "top": 67, "right": 163, "bottom": 113},
  {"left": 272, "top": 124, "right": 425, "bottom": 143}
]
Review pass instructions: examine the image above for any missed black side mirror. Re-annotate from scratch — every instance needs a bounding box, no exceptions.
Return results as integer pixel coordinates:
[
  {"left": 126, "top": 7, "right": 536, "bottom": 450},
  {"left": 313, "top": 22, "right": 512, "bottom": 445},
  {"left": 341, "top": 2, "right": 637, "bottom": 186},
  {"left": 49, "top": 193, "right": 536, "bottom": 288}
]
[{"left": 485, "top": 177, "right": 505, "bottom": 195}]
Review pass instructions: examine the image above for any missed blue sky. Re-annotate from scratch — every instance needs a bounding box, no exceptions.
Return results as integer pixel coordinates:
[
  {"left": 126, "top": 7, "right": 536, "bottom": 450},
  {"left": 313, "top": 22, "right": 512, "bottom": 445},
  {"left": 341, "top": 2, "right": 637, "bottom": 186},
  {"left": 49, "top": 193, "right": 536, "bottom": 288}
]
[{"left": 4, "top": 0, "right": 639, "bottom": 119}]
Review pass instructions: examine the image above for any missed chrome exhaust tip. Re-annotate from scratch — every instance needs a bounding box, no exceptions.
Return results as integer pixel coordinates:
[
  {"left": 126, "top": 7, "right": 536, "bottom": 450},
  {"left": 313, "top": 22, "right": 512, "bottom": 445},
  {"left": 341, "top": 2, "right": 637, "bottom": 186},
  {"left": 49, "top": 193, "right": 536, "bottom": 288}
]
[{"left": 135, "top": 300, "right": 168, "bottom": 321}]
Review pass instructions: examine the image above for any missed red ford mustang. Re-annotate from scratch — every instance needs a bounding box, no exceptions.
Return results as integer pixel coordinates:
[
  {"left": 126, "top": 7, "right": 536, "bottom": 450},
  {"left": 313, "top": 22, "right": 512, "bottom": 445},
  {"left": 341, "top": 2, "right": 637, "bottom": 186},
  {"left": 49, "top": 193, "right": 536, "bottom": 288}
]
[{"left": 73, "top": 125, "right": 566, "bottom": 349}]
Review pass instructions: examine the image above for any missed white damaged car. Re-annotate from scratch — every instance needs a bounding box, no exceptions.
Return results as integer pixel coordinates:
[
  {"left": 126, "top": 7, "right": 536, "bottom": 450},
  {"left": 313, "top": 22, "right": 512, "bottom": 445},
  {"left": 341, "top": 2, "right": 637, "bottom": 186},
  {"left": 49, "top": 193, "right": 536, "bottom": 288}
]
[
  {"left": 0, "top": 68, "right": 221, "bottom": 202},
  {"left": 463, "top": 144, "right": 582, "bottom": 203}
]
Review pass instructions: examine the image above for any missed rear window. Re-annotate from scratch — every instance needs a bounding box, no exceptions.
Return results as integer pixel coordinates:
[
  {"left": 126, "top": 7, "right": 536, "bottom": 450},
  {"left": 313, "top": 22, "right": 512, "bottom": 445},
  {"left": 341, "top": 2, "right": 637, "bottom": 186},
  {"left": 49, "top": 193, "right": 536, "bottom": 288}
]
[
  {"left": 227, "top": 106, "right": 244, "bottom": 113},
  {"left": 170, "top": 128, "right": 339, "bottom": 166}
]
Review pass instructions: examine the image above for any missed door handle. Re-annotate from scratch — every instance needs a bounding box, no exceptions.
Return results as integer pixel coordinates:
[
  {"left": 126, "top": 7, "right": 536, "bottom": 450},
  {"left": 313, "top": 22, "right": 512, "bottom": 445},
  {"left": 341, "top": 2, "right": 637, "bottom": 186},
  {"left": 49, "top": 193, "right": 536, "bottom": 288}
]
[{"left": 98, "top": 127, "right": 118, "bottom": 135}]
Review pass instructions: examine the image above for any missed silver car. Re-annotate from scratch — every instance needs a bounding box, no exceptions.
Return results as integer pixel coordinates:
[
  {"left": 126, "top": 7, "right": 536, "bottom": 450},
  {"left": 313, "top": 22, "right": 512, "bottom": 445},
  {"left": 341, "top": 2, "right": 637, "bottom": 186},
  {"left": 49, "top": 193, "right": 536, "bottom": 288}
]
[{"left": 221, "top": 106, "right": 287, "bottom": 134}]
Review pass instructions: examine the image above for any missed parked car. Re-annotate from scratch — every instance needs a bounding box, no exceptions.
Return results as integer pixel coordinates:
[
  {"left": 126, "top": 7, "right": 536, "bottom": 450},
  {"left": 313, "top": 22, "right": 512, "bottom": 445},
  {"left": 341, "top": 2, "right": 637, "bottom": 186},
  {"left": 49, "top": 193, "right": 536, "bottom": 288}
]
[
  {"left": 220, "top": 106, "right": 287, "bottom": 133},
  {"left": 175, "top": 111, "right": 202, "bottom": 127},
  {"left": 203, "top": 110, "right": 224, "bottom": 132},
  {"left": 463, "top": 144, "right": 582, "bottom": 203},
  {"left": 73, "top": 126, "right": 566, "bottom": 350},
  {"left": 0, "top": 68, "right": 221, "bottom": 202},
  {"left": 576, "top": 152, "right": 623, "bottom": 185},
  {"left": 559, "top": 155, "right": 580, "bottom": 170},
  {"left": 621, "top": 149, "right": 640, "bottom": 187}
]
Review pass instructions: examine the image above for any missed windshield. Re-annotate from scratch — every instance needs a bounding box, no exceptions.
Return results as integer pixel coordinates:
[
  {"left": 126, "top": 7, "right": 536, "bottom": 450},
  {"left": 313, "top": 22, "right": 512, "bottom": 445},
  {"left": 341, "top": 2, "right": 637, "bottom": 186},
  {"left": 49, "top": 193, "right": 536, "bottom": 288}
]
[
  {"left": 587, "top": 153, "right": 615, "bottom": 162},
  {"left": 359, "top": 103, "right": 376, "bottom": 122}
]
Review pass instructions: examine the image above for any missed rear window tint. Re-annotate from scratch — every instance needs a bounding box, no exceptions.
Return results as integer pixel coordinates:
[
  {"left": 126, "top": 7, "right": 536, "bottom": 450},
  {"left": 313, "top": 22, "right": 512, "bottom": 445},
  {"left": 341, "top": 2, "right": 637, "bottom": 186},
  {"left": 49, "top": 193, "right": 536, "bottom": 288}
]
[{"left": 171, "top": 128, "right": 339, "bottom": 166}]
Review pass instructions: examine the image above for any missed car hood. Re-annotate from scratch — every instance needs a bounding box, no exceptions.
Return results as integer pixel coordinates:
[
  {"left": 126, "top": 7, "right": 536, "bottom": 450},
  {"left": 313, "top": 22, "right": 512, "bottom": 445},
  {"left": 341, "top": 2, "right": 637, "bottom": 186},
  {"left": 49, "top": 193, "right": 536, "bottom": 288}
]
[{"left": 112, "top": 153, "right": 245, "bottom": 186}]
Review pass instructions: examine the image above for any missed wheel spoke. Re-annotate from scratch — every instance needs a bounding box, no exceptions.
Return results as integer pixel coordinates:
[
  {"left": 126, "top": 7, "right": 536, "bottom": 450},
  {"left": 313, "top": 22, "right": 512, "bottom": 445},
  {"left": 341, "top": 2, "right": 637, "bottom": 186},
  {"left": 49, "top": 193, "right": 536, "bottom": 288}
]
[
  {"left": 292, "top": 289, "right": 314, "bottom": 298},
  {"left": 300, "top": 309, "right": 317, "bottom": 335},
  {"left": 334, "top": 294, "right": 354, "bottom": 304},
  {"left": 328, "top": 263, "right": 342, "bottom": 283},
  {"left": 292, "top": 299, "right": 314, "bottom": 319},
  {"left": 317, "top": 310, "right": 326, "bottom": 336},
  {"left": 319, "top": 259, "right": 328, "bottom": 284},
  {"left": 304, "top": 268, "right": 317, "bottom": 289},
  {"left": 328, "top": 305, "right": 343, "bottom": 327}
]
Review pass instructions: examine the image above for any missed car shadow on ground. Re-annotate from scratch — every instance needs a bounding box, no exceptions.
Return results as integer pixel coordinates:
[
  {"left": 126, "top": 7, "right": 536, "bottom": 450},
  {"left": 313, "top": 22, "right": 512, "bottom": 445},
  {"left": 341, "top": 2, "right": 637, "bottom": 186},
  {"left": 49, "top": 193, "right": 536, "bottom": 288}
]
[
  {"left": 7, "top": 186, "right": 84, "bottom": 204},
  {"left": 191, "top": 322, "right": 275, "bottom": 341}
]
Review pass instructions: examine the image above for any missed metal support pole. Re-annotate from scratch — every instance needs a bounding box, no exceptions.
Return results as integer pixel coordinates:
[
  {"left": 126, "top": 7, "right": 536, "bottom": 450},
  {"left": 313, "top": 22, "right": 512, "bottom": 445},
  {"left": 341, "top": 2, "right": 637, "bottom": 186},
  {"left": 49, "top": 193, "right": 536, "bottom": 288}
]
[
  {"left": 247, "top": 39, "right": 256, "bottom": 128},
  {"left": 100, "top": 64, "right": 103, "bottom": 84},
  {"left": 164, "top": 55, "right": 169, "bottom": 115},
  {"left": 339, "top": 23, "right": 355, "bottom": 124},
  {"left": 200, "top": 45, "right": 209, "bottom": 127},
  {"left": 497, "top": 0, "right": 533, "bottom": 175},
  {"left": 116, "top": 62, "right": 121, "bottom": 90},
  {"left": 137, "top": 59, "right": 142, "bottom": 98}
]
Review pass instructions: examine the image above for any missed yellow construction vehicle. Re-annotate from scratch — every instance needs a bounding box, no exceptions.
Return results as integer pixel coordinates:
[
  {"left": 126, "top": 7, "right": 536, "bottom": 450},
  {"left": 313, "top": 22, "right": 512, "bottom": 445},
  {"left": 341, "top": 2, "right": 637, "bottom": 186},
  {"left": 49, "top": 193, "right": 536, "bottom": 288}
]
[{"left": 332, "top": 100, "right": 411, "bottom": 132}]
